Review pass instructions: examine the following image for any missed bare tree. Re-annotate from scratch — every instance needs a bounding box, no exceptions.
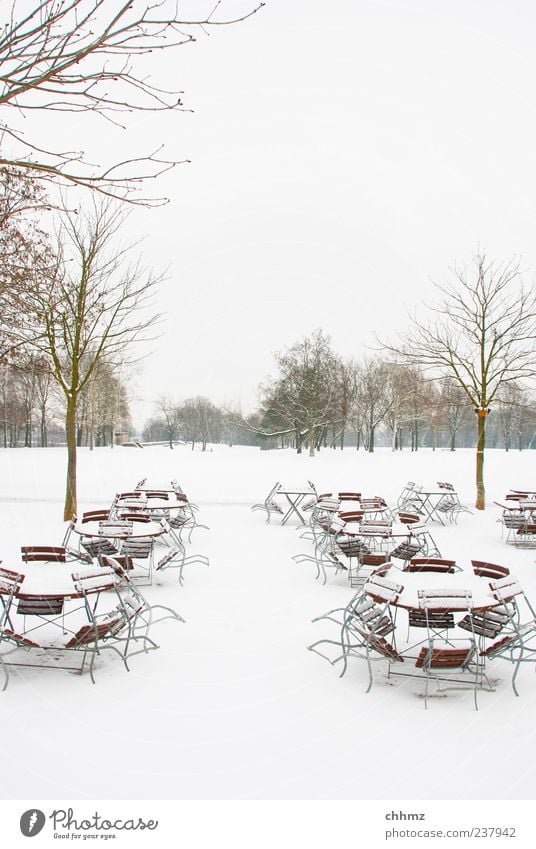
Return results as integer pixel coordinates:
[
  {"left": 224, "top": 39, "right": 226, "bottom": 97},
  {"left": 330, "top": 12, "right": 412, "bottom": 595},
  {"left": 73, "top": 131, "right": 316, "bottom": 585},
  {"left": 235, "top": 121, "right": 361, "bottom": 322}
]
[
  {"left": 438, "top": 376, "right": 471, "bottom": 451},
  {"left": 23, "top": 200, "right": 161, "bottom": 519},
  {"left": 178, "top": 396, "right": 222, "bottom": 451},
  {"left": 0, "top": 1, "right": 263, "bottom": 204},
  {"left": 355, "top": 358, "right": 394, "bottom": 453},
  {"left": 381, "top": 253, "right": 536, "bottom": 508},
  {"left": 156, "top": 397, "right": 182, "bottom": 449}
]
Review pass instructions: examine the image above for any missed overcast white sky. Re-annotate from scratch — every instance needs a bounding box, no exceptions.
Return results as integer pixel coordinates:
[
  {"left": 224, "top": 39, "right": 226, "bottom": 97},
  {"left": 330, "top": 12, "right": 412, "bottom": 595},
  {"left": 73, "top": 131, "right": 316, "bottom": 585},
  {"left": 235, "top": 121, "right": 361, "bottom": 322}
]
[{"left": 29, "top": 1, "right": 536, "bottom": 425}]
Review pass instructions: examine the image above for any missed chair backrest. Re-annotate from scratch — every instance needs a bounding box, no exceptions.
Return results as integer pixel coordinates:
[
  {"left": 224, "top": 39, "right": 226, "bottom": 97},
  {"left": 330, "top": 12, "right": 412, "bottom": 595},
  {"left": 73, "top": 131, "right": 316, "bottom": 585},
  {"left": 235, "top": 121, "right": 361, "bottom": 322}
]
[
  {"left": 156, "top": 548, "right": 181, "bottom": 571},
  {"left": 416, "top": 645, "right": 474, "bottom": 669},
  {"left": 405, "top": 558, "right": 457, "bottom": 573},
  {"left": 17, "top": 595, "right": 64, "bottom": 616},
  {"left": 0, "top": 567, "right": 25, "bottom": 599},
  {"left": 115, "top": 512, "right": 152, "bottom": 523},
  {"left": 489, "top": 576, "right": 524, "bottom": 603},
  {"left": 418, "top": 588, "right": 473, "bottom": 611},
  {"left": 370, "top": 561, "right": 392, "bottom": 577},
  {"left": 21, "top": 546, "right": 67, "bottom": 563},
  {"left": 329, "top": 517, "right": 346, "bottom": 535},
  {"left": 361, "top": 553, "right": 389, "bottom": 567},
  {"left": 398, "top": 512, "right": 421, "bottom": 525},
  {"left": 365, "top": 575, "right": 403, "bottom": 603},
  {"left": 409, "top": 609, "right": 455, "bottom": 629},
  {"left": 72, "top": 567, "right": 123, "bottom": 594},
  {"left": 81, "top": 510, "right": 110, "bottom": 524},
  {"left": 265, "top": 482, "right": 281, "bottom": 502},
  {"left": 339, "top": 510, "right": 364, "bottom": 523},
  {"left": 338, "top": 492, "right": 361, "bottom": 500},
  {"left": 471, "top": 560, "right": 510, "bottom": 580}
]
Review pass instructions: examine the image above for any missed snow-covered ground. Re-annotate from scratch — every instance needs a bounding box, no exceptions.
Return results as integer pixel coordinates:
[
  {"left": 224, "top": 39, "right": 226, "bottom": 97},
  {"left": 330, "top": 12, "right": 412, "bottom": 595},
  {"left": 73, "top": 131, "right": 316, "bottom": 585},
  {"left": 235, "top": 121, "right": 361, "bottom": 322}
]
[{"left": 0, "top": 443, "right": 535, "bottom": 801}]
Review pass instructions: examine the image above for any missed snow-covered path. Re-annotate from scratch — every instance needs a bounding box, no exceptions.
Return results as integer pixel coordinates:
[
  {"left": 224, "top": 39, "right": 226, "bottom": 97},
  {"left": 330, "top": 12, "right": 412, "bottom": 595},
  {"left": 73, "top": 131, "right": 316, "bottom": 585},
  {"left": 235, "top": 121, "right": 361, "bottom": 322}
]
[{"left": 1, "top": 445, "right": 536, "bottom": 800}]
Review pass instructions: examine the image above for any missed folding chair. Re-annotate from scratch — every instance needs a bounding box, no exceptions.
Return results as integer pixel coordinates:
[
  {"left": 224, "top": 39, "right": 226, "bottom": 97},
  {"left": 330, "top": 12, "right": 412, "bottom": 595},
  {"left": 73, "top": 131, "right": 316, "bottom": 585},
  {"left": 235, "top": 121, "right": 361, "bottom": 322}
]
[
  {"left": 116, "top": 537, "right": 155, "bottom": 586},
  {"left": 397, "top": 481, "right": 416, "bottom": 509},
  {"left": 98, "top": 556, "right": 185, "bottom": 630},
  {"left": 478, "top": 576, "right": 536, "bottom": 695},
  {"left": 251, "top": 482, "right": 284, "bottom": 524},
  {"left": 308, "top": 583, "right": 402, "bottom": 686},
  {"left": 415, "top": 642, "right": 482, "bottom": 709},
  {"left": 0, "top": 567, "right": 25, "bottom": 631},
  {"left": 154, "top": 543, "right": 210, "bottom": 585}
]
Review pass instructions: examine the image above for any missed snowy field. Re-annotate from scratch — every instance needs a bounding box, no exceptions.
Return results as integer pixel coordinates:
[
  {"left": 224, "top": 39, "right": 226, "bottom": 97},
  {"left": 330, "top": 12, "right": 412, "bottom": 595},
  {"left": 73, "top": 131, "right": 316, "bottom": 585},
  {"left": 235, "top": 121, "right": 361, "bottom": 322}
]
[{"left": 0, "top": 443, "right": 535, "bottom": 801}]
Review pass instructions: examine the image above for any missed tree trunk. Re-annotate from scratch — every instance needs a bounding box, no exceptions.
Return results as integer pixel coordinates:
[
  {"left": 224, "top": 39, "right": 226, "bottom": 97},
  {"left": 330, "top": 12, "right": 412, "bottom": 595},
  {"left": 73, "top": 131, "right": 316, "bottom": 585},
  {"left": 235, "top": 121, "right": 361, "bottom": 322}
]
[
  {"left": 368, "top": 424, "right": 375, "bottom": 453},
  {"left": 450, "top": 431, "right": 456, "bottom": 451},
  {"left": 64, "top": 395, "right": 78, "bottom": 521},
  {"left": 475, "top": 413, "right": 486, "bottom": 510}
]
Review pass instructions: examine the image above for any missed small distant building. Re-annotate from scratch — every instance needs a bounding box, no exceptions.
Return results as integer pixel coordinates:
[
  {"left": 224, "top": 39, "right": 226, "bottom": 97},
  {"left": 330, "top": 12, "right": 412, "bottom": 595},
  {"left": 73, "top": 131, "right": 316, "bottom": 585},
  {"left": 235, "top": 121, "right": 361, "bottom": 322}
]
[{"left": 114, "top": 431, "right": 130, "bottom": 445}]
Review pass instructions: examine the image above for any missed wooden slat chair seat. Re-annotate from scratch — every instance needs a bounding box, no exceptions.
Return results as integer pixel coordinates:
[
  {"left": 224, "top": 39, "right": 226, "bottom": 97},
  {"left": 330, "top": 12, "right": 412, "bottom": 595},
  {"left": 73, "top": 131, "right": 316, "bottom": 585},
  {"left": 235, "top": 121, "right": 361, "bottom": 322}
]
[
  {"left": 458, "top": 605, "right": 514, "bottom": 640},
  {"left": 348, "top": 553, "right": 386, "bottom": 589},
  {"left": 389, "top": 540, "right": 423, "bottom": 566},
  {"left": 350, "top": 599, "right": 395, "bottom": 637},
  {"left": 81, "top": 537, "right": 120, "bottom": 559}
]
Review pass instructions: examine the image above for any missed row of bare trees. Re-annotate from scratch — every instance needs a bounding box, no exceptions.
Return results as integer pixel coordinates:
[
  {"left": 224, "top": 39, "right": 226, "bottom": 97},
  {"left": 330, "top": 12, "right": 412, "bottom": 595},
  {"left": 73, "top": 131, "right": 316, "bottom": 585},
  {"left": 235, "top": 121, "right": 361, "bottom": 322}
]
[
  {"left": 0, "top": 360, "right": 131, "bottom": 449},
  {"left": 243, "top": 255, "right": 536, "bottom": 510},
  {"left": 144, "top": 398, "right": 261, "bottom": 451},
  {"left": 245, "top": 331, "right": 536, "bottom": 458}
]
